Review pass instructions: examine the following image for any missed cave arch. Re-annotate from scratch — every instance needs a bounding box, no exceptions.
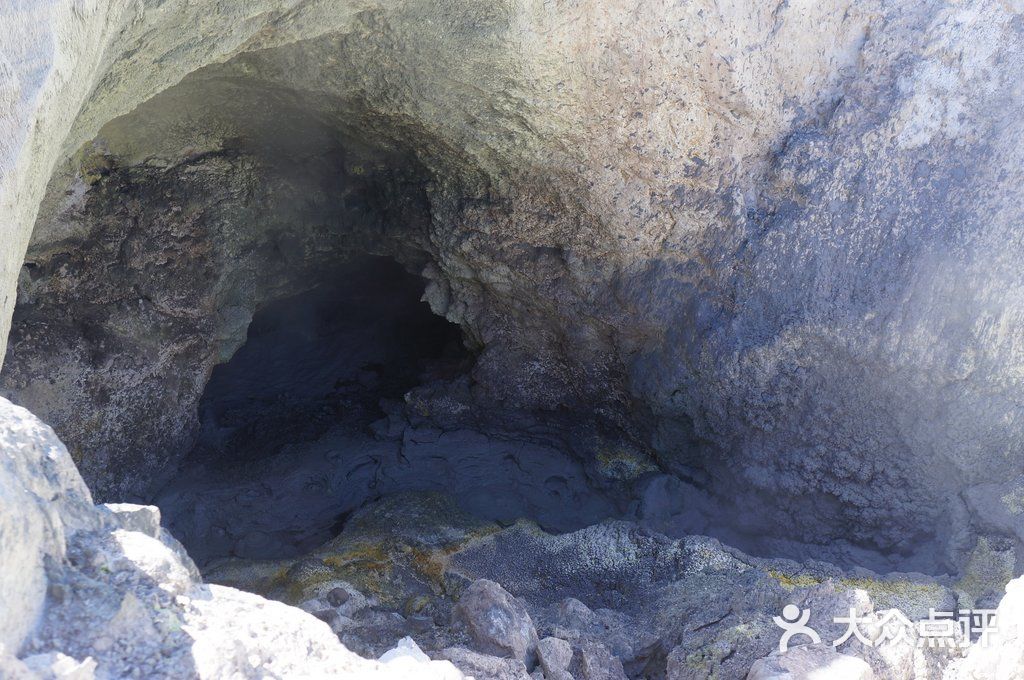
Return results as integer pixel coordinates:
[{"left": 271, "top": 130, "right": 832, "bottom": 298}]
[
  {"left": 1, "top": 52, "right": 625, "bottom": 567},
  {"left": 4, "top": 1, "right": 1009, "bottom": 580}
]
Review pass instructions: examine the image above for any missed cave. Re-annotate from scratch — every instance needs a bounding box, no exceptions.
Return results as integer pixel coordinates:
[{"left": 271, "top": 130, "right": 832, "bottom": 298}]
[
  {"left": 151, "top": 254, "right": 619, "bottom": 566},
  {"left": 3, "top": 3, "right": 1023, "bottom": 677},
  {"left": 0, "top": 35, "right": 990, "bottom": 579},
  {"left": 184, "top": 256, "right": 469, "bottom": 473},
  {"left": 155, "top": 256, "right": 472, "bottom": 563},
  {"left": 0, "top": 56, "right": 629, "bottom": 572}
]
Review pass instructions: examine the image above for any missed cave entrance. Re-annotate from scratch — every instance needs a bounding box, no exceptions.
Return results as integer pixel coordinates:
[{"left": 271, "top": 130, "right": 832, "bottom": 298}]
[
  {"left": 154, "top": 254, "right": 482, "bottom": 565},
  {"left": 3, "top": 52, "right": 623, "bottom": 573},
  {"left": 187, "top": 255, "right": 469, "bottom": 470},
  {"left": 152, "top": 252, "right": 621, "bottom": 568}
]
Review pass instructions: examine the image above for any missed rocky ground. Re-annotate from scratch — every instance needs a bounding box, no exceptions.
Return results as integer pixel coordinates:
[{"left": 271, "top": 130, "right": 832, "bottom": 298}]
[
  {"left": 0, "top": 395, "right": 1020, "bottom": 679},
  {"left": 0, "top": 398, "right": 466, "bottom": 679},
  {"left": 199, "top": 488, "right": 1013, "bottom": 680}
]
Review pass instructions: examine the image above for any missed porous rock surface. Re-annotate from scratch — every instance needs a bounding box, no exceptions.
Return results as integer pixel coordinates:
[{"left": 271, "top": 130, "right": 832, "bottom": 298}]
[
  {"left": 199, "top": 490, "right": 1001, "bottom": 679},
  {"left": 3, "top": 0, "right": 1024, "bottom": 572}
]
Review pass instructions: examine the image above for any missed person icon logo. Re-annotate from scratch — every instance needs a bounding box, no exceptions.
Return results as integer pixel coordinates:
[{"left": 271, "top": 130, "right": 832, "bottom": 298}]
[{"left": 773, "top": 604, "right": 821, "bottom": 653}]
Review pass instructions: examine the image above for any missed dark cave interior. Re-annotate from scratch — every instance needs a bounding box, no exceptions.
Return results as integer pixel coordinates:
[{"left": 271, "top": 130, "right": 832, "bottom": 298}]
[
  {"left": 185, "top": 255, "right": 470, "bottom": 471},
  {"left": 151, "top": 254, "right": 621, "bottom": 566}
]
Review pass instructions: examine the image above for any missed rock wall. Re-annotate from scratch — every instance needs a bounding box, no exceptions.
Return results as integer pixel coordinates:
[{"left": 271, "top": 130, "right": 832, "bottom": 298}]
[
  {"left": 2, "top": 113, "right": 435, "bottom": 499},
  {"left": 4, "top": 0, "right": 1024, "bottom": 574}
]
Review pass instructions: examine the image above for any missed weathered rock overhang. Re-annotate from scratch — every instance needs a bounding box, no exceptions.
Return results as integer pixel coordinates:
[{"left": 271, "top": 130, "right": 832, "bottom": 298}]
[{"left": 4, "top": 0, "right": 1024, "bottom": 581}]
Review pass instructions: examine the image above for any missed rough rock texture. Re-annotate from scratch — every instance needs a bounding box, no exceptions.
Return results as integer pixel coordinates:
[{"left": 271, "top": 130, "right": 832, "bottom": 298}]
[
  {"left": 746, "top": 644, "right": 875, "bottom": 680},
  {"left": 1, "top": 393, "right": 1021, "bottom": 677},
  {"left": 0, "top": 399, "right": 98, "bottom": 653},
  {"left": 4, "top": 0, "right": 1024, "bottom": 677},
  {"left": 454, "top": 579, "right": 540, "bottom": 667},
  {"left": 438, "top": 647, "right": 532, "bottom": 680},
  {"left": 4, "top": 0, "right": 1024, "bottom": 573},
  {"left": 0, "top": 398, "right": 464, "bottom": 678},
  {"left": 156, "top": 416, "right": 618, "bottom": 565},
  {"left": 536, "top": 637, "right": 573, "bottom": 680},
  {"left": 1, "top": 147, "right": 434, "bottom": 500},
  {"left": 571, "top": 641, "right": 629, "bottom": 680},
  {"left": 944, "top": 575, "right": 1024, "bottom": 680},
  {"left": 207, "top": 491, "right": 992, "bottom": 679}
]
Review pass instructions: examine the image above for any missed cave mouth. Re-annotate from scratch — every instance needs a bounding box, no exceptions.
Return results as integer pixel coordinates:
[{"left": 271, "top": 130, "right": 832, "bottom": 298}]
[
  {"left": 0, "top": 38, "right": 964, "bottom": 584},
  {"left": 0, "top": 51, "right": 627, "bottom": 568},
  {"left": 152, "top": 253, "right": 621, "bottom": 567},
  {"left": 153, "top": 254, "right": 476, "bottom": 564},
  {"left": 184, "top": 255, "right": 470, "bottom": 471}
]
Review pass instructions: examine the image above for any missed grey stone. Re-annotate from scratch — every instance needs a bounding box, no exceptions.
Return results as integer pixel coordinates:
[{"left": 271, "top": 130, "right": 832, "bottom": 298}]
[
  {"left": 945, "top": 575, "right": 1024, "bottom": 679},
  {"left": 102, "top": 504, "right": 161, "bottom": 538},
  {"left": 406, "top": 614, "right": 436, "bottom": 634},
  {"left": 553, "top": 598, "right": 599, "bottom": 633},
  {"left": 536, "top": 637, "right": 573, "bottom": 680},
  {"left": 439, "top": 647, "right": 531, "bottom": 680},
  {"left": 571, "top": 641, "right": 627, "bottom": 680},
  {"left": 313, "top": 609, "right": 340, "bottom": 626},
  {"left": 455, "top": 579, "right": 539, "bottom": 667},
  {"left": 746, "top": 644, "right": 874, "bottom": 680},
  {"left": 327, "top": 587, "right": 351, "bottom": 607},
  {"left": 0, "top": 399, "right": 98, "bottom": 651}
]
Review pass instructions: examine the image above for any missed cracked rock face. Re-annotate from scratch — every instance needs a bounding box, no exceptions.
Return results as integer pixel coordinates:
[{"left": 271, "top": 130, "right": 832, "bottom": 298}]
[{"left": 2, "top": 0, "right": 1024, "bottom": 678}]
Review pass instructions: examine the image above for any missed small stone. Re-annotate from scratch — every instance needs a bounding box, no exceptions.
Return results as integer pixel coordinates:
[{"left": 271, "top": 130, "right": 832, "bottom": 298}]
[
  {"left": 102, "top": 503, "right": 162, "bottom": 538},
  {"left": 746, "top": 644, "right": 874, "bottom": 680},
  {"left": 312, "top": 609, "right": 339, "bottom": 626},
  {"left": 47, "top": 582, "right": 67, "bottom": 604},
  {"left": 326, "top": 587, "right": 351, "bottom": 607},
  {"left": 554, "top": 597, "right": 598, "bottom": 632},
  {"left": 572, "top": 641, "right": 627, "bottom": 680},
  {"left": 379, "top": 636, "right": 430, "bottom": 664},
  {"left": 454, "top": 579, "right": 539, "bottom": 666},
  {"left": 537, "top": 637, "right": 573, "bottom": 680},
  {"left": 406, "top": 614, "right": 435, "bottom": 634},
  {"left": 440, "top": 647, "right": 532, "bottom": 680}
]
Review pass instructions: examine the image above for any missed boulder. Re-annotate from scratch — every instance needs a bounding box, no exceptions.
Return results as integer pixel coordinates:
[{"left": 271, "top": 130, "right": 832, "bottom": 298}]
[
  {"left": 0, "top": 399, "right": 97, "bottom": 651},
  {"left": 571, "top": 641, "right": 628, "bottom": 680},
  {"left": 946, "top": 576, "right": 1024, "bottom": 680},
  {"left": 536, "top": 637, "right": 573, "bottom": 680},
  {"left": 455, "top": 579, "right": 540, "bottom": 666},
  {"left": 439, "top": 647, "right": 532, "bottom": 680}
]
